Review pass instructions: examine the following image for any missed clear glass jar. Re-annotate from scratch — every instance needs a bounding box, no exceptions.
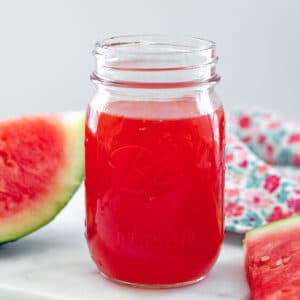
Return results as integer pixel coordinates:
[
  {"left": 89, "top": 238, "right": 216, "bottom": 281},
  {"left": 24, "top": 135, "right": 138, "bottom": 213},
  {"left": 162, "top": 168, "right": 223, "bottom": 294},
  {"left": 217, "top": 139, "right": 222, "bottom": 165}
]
[{"left": 85, "top": 35, "right": 225, "bottom": 288}]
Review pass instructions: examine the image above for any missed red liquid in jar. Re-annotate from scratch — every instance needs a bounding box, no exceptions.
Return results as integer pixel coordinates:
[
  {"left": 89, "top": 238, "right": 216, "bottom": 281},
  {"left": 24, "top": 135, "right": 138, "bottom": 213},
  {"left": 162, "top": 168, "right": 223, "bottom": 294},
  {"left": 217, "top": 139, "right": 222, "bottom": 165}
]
[{"left": 85, "top": 99, "right": 225, "bottom": 285}]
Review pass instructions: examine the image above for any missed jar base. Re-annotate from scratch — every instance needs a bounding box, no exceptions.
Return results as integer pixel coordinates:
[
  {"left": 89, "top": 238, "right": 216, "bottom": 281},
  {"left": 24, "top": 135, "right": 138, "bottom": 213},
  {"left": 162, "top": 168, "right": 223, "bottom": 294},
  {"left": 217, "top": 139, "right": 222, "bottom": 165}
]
[{"left": 100, "top": 271, "right": 207, "bottom": 289}]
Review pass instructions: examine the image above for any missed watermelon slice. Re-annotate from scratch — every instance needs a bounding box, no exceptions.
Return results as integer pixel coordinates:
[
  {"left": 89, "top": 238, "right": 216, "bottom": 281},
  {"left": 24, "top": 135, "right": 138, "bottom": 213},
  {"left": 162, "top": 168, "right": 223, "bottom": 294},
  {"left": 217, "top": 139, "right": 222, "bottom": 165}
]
[
  {"left": 244, "top": 216, "right": 300, "bottom": 300},
  {"left": 0, "top": 112, "right": 84, "bottom": 243}
]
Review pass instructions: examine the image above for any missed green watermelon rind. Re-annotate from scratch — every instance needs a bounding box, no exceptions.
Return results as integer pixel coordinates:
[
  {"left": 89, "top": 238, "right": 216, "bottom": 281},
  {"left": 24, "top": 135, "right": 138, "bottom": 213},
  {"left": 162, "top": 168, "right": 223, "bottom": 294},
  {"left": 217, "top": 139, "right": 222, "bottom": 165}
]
[
  {"left": 244, "top": 215, "right": 300, "bottom": 243},
  {"left": 0, "top": 112, "right": 85, "bottom": 244}
]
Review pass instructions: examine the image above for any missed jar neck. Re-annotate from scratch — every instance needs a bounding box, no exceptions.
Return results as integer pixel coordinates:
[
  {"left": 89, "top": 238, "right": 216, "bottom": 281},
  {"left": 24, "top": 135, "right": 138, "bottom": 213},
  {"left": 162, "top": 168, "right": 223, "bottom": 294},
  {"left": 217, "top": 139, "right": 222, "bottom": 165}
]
[{"left": 92, "top": 35, "right": 220, "bottom": 90}]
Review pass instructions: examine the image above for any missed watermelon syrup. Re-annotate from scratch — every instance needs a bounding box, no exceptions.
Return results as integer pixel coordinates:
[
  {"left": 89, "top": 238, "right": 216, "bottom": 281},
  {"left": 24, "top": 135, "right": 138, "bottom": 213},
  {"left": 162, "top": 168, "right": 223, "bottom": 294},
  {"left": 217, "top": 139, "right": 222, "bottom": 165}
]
[{"left": 85, "top": 35, "right": 225, "bottom": 287}]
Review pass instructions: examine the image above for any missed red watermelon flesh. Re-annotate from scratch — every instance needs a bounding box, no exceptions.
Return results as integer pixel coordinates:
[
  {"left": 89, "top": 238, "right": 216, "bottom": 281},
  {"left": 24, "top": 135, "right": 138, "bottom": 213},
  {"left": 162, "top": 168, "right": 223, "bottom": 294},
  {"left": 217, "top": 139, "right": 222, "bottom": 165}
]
[
  {"left": 0, "top": 112, "right": 84, "bottom": 243},
  {"left": 244, "top": 216, "right": 300, "bottom": 300}
]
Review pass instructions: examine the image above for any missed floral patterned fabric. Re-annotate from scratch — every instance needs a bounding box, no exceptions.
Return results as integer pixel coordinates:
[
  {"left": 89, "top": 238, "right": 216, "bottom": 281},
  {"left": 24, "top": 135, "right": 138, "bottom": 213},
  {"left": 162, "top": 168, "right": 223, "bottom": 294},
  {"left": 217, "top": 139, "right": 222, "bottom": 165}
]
[{"left": 225, "top": 110, "right": 300, "bottom": 233}]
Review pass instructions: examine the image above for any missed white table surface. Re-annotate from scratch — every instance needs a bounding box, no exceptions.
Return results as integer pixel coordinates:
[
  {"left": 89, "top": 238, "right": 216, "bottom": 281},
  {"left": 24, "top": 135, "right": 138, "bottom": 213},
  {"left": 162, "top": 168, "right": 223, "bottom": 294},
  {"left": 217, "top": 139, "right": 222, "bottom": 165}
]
[{"left": 0, "top": 186, "right": 250, "bottom": 300}]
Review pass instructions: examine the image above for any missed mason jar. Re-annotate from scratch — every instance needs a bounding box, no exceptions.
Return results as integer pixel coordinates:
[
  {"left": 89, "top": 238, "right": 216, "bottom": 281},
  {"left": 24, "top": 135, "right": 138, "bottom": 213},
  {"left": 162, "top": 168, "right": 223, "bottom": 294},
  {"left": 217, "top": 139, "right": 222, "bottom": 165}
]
[{"left": 85, "top": 35, "right": 225, "bottom": 288}]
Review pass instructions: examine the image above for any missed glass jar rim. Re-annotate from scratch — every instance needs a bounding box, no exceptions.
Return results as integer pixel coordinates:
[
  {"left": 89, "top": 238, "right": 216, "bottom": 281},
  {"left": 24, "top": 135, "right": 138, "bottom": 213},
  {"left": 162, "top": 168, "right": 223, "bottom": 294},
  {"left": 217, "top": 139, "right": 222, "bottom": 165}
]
[
  {"left": 96, "top": 34, "right": 216, "bottom": 54},
  {"left": 93, "top": 34, "right": 219, "bottom": 88},
  {"left": 94, "top": 35, "right": 217, "bottom": 69}
]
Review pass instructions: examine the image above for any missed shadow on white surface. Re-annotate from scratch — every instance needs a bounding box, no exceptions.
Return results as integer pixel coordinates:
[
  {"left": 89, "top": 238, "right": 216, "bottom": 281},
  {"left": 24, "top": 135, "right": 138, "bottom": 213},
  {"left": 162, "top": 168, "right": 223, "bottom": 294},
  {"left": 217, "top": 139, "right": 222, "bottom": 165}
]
[{"left": 0, "top": 237, "right": 69, "bottom": 259}]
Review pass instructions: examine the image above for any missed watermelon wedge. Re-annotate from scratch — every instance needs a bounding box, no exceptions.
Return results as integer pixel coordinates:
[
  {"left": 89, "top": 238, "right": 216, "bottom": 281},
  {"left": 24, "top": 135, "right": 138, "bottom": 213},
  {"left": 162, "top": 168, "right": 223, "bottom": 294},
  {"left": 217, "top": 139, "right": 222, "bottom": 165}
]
[
  {"left": 244, "top": 216, "right": 300, "bottom": 300},
  {"left": 0, "top": 112, "right": 84, "bottom": 244}
]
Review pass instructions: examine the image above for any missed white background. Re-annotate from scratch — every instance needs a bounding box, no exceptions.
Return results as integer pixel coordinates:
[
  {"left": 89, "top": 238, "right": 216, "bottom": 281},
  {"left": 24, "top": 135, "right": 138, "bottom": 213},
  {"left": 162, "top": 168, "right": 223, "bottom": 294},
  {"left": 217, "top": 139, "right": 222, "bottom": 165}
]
[{"left": 0, "top": 0, "right": 299, "bottom": 118}]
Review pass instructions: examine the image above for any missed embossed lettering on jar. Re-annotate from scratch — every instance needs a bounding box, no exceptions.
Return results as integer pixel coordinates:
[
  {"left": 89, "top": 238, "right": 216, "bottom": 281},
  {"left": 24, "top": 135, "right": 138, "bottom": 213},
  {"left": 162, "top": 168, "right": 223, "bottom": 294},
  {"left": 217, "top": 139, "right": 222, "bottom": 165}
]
[{"left": 85, "top": 35, "right": 225, "bottom": 287}]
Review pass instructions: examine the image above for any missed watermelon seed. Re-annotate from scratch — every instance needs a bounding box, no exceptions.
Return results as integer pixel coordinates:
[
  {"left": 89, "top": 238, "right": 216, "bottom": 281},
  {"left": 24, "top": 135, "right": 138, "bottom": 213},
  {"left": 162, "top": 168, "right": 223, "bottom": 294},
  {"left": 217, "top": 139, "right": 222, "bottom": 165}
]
[
  {"left": 275, "top": 258, "right": 282, "bottom": 266},
  {"left": 282, "top": 256, "right": 291, "bottom": 265},
  {"left": 269, "top": 258, "right": 283, "bottom": 269},
  {"left": 260, "top": 256, "right": 270, "bottom": 262}
]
